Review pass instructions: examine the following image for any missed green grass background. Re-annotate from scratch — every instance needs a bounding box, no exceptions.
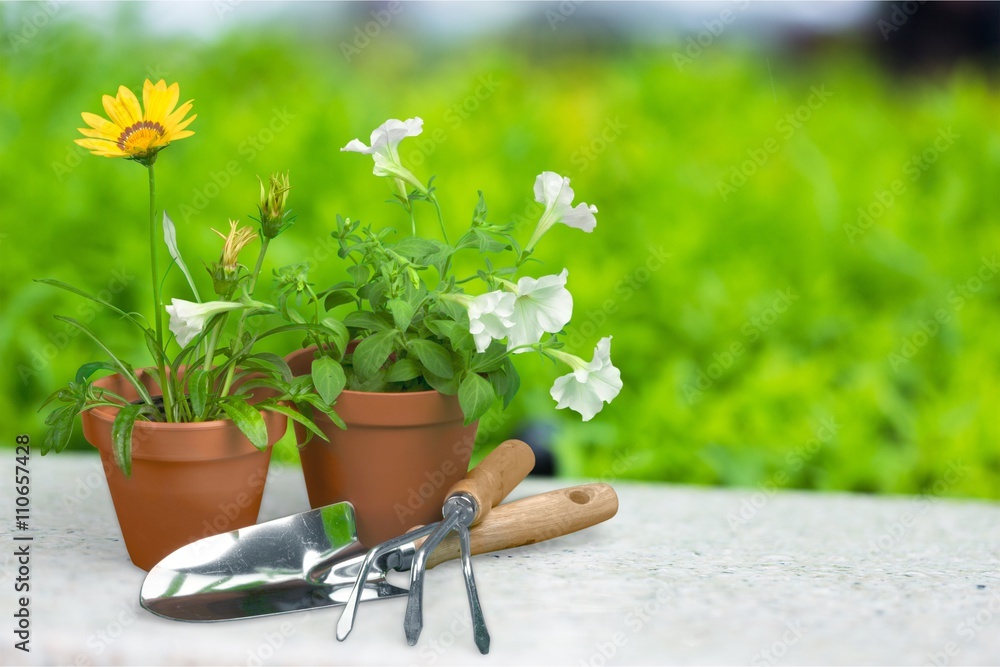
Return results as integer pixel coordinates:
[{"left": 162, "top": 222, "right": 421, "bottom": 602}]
[{"left": 2, "top": 4, "right": 999, "bottom": 498}]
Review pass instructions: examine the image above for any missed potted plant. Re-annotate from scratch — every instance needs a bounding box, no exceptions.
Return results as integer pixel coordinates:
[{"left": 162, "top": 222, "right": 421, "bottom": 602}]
[
  {"left": 39, "top": 80, "right": 334, "bottom": 570},
  {"left": 278, "top": 117, "right": 624, "bottom": 547}
]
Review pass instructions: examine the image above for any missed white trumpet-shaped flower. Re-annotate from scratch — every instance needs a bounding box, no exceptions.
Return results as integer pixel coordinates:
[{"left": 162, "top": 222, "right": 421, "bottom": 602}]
[
  {"left": 467, "top": 291, "right": 516, "bottom": 353},
  {"left": 507, "top": 269, "right": 573, "bottom": 353},
  {"left": 165, "top": 299, "right": 246, "bottom": 347},
  {"left": 549, "top": 337, "right": 622, "bottom": 421},
  {"left": 525, "top": 171, "right": 598, "bottom": 251},
  {"left": 341, "top": 117, "right": 427, "bottom": 194}
]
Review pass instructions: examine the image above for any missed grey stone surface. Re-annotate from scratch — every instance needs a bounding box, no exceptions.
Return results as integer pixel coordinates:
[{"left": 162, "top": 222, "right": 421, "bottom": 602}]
[{"left": 1, "top": 453, "right": 999, "bottom": 666}]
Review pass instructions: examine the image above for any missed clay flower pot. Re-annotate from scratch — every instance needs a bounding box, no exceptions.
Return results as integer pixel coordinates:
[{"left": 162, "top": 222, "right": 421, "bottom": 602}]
[
  {"left": 286, "top": 346, "right": 477, "bottom": 548},
  {"left": 79, "top": 369, "right": 285, "bottom": 571}
]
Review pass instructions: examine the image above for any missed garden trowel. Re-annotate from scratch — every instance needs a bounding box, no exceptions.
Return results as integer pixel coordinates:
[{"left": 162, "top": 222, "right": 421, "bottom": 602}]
[
  {"left": 140, "top": 439, "right": 536, "bottom": 622},
  {"left": 141, "top": 442, "right": 619, "bottom": 624}
]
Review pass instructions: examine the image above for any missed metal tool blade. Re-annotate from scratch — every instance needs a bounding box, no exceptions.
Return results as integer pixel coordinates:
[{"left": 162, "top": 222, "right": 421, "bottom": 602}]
[{"left": 141, "top": 502, "right": 409, "bottom": 622}]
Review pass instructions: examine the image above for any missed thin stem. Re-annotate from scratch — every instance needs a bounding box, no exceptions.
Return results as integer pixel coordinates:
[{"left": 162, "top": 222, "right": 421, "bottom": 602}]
[
  {"left": 431, "top": 195, "right": 452, "bottom": 279},
  {"left": 219, "top": 318, "right": 244, "bottom": 398},
  {"left": 220, "top": 237, "right": 271, "bottom": 397},
  {"left": 147, "top": 163, "right": 174, "bottom": 422},
  {"left": 249, "top": 237, "right": 270, "bottom": 294},
  {"left": 305, "top": 284, "right": 322, "bottom": 325},
  {"left": 431, "top": 196, "right": 451, "bottom": 245},
  {"left": 408, "top": 202, "right": 417, "bottom": 237},
  {"left": 203, "top": 322, "right": 222, "bottom": 373}
]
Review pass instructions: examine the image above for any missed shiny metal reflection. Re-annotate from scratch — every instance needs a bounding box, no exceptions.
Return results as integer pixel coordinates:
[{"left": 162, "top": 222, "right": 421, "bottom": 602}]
[{"left": 140, "top": 502, "right": 409, "bottom": 622}]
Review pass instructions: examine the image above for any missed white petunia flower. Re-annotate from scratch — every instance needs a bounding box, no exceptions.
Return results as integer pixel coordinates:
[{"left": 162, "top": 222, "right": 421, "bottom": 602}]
[
  {"left": 507, "top": 269, "right": 573, "bottom": 353},
  {"left": 341, "top": 117, "right": 427, "bottom": 193},
  {"left": 165, "top": 299, "right": 246, "bottom": 347},
  {"left": 549, "top": 337, "right": 622, "bottom": 421},
  {"left": 525, "top": 171, "right": 598, "bottom": 251},
  {"left": 467, "top": 291, "right": 516, "bottom": 353}
]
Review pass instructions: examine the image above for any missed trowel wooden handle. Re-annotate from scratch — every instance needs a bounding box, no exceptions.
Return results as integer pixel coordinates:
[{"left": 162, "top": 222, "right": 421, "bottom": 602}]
[
  {"left": 447, "top": 439, "right": 535, "bottom": 526},
  {"left": 425, "top": 483, "right": 619, "bottom": 569}
]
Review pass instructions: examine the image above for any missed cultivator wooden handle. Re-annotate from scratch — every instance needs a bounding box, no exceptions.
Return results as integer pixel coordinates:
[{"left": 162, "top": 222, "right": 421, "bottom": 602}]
[
  {"left": 446, "top": 438, "right": 536, "bottom": 525},
  {"left": 425, "top": 482, "right": 619, "bottom": 569}
]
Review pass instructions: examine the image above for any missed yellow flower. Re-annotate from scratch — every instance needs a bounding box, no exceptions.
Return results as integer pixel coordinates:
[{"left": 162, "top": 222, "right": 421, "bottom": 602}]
[
  {"left": 208, "top": 220, "right": 258, "bottom": 297},
  {"left": 214, "top": 220, "right": 258, "bottom": 273},
  {"left": 75, "top": 79, "right": 196, "bottom": 163}
]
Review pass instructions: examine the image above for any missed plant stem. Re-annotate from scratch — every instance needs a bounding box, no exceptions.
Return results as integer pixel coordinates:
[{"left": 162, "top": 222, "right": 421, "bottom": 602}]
[
  {"left": 431, "top": 196, "right": 451, "bottom": 245},
  {"left": 203, "top": 321, "right": 222, "bottom": 372},
  {"left": 431, "top": 195, "right": 452, "bottom": 278},
  {"left": 220, "top": 236, "right": 271, "bottom": 397},
  {"left": 147, "top": 163, "right": 174, "bottom": 421},
  {"left": 249, "top": 237, "right": 270, "bottom": 293},
  {"left": 408, "top": 203, "right": 417, "bottom": 237}
]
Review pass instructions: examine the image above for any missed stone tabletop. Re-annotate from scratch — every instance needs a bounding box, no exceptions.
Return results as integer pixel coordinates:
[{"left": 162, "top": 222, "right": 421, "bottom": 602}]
[{"left": 2, "top": 453, "right": 999, "bottom": 666}]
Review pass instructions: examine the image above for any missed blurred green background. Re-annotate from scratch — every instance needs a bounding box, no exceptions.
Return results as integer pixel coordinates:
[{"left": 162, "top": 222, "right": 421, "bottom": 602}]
[{"left": 2, "top": 2, "right": 998, "bottom": 498}]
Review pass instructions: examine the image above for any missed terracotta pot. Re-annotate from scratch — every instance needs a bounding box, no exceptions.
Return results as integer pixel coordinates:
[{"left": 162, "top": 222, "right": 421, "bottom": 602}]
[
  {"left": 286, "top": 346, "right": 478, "bottom": 548},
  {"left": 79, "top": 369, "right": 285, "bottom": 570}
]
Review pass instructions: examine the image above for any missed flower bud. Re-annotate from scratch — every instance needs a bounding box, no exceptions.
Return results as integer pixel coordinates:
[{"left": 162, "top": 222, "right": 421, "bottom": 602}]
[
  {"left": 258, "top": 171, "right": 293, "bottom": 239},
  {"left": 208, "top": 220, "right": 257, "bottom": 297}
]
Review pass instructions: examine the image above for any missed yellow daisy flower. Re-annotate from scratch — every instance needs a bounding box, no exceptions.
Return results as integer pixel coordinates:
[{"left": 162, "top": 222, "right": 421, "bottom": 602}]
[{"left": 75, "top": 79, "right": 196, "bottom": 162}]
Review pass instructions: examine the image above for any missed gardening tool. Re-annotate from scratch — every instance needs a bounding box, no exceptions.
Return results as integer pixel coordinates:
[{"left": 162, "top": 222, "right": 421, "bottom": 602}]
[
  {"left": 140, "top": 481, "right": 618, "bottom": 628},
  {"left": 336, "top": 440, "right": 554, "bottom": 653},
  {"left": 140, "top": 439, "right": 533, "bottom": 622}
]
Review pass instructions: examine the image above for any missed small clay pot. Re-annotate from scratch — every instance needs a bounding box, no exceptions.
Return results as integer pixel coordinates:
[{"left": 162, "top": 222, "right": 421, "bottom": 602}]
[
  {"left": 285, "top": 346, "right": 478, "bottom": 548},
  {"left": 80, "top": 369, "right": 285, "bottom": 570}
]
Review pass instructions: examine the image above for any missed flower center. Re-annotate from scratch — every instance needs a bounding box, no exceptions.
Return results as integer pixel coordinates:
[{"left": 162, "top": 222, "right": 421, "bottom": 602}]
[{"left": 116, "top": 120, "right": 166, "bottom": 155}]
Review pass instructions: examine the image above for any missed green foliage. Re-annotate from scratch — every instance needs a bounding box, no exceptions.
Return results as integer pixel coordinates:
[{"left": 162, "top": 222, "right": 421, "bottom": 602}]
[{"left": 2, "top": 10, "right": 998, "bottom": 497}]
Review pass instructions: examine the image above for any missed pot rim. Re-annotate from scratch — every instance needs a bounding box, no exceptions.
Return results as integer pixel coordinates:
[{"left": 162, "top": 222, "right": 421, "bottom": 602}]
[
  {"left": 85, "top": 367, "right": 281, "bottom": 429},
  {"left": 85, "top": 404, "right": 273, "bottom": 430}
]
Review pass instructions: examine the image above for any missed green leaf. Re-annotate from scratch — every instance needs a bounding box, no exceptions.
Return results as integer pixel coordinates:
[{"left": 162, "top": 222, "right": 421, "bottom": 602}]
[
  {"left": 488, "top": 368, "right": 508, "bottom": 400},
  {"left": 471, "top": 340, "right": 508, "bottom": 372},
  {"left": 385, "top": 357, "right": 423, "bottom": 383},
  {"left": 53, "top": 316, "right": 154, "bottom": 405},
  {"left": 395, "top": 237, "right": 445, "bottom": 260},
  {"left": 35, "top": 279, "right": 148, "bottom": 332},
  {"left": 220, "top": 398, "right": 269, "bottom": 451},
  {"left": 437, "top": 298, "right": 467, "bottom": 322},
  {"left": 247, "top": 352, "right": 294, "bottom": 384},
  {"left": 262, "top": 403, "right": 329, "bottom": 442},
  {"left": 425, "top": 318, "right": 458, "bottom": 340},
  {"left": 324, "top": 289, "right": 357, "bottom": 310},
  {"left": 387, "top": 298, "right": 415, "bottom": 331},
  {"left": 358, "top": 279, "right": 388, "bottom": 310},
  {"left": 343, "top": 310, "right": 391, "bottom": 332},
  {"left": 43, "top": 406, "right": 76, "bottom": 455},
  {"left": 458, "top": 372, "right": 495, "bottom": 426},
  {"left": 474, "top": 229, "right": 508, "bottom": 253},
  {"left": 502, "top": 358, "right": 520, "bottom": 409},
  {"left": 144, "top": 329, "right": 169, "bottom": 368},
  {"left": 347, "top": 264, "right": 370, "bottom": 287},
  {"left": 297, "top": 394, "right": 347, "bottom": 429},
  {"left": 312, "top": 356, "right": 346, "bottom": 404},
  {"left": 187, "top": 368, "right": 211, "bottom": 418},
  {"left": 472, "top": 191, "right": 488, "bottom": 225},
  {"left": 75, "top": 361, "right": 117, "bottom": 384},
  {"left": 352, "top": 331, "right": 396, "bottom": 380},
  {"left": 321, "top": 318, "right": 350, "bottom": 356},
  {"left": 407, "top": 339, "right": 454, "bottom": 378},
  {"left": 112, "top": 403, "right": 146, "bottom": 477},
  {"left": 424, "top": 369, "right": 461, "bottom": 395},
  {"left": 162, "top": 211, "right": 202, "bottom": 302},
  {"left": 454, "top": 230, "right": 480, "bottom": 251},
  {"left": 288, "top": 375, "right": 315, "bottom": 396},
  {"left": 233, "top": 378, "right": 286, "bottom": 397}
]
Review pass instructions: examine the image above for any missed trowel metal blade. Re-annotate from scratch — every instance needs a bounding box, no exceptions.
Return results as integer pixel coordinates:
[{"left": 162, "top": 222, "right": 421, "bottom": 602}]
[{"left": 140, "top": 502, "right": 409, "bottom": 622}]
